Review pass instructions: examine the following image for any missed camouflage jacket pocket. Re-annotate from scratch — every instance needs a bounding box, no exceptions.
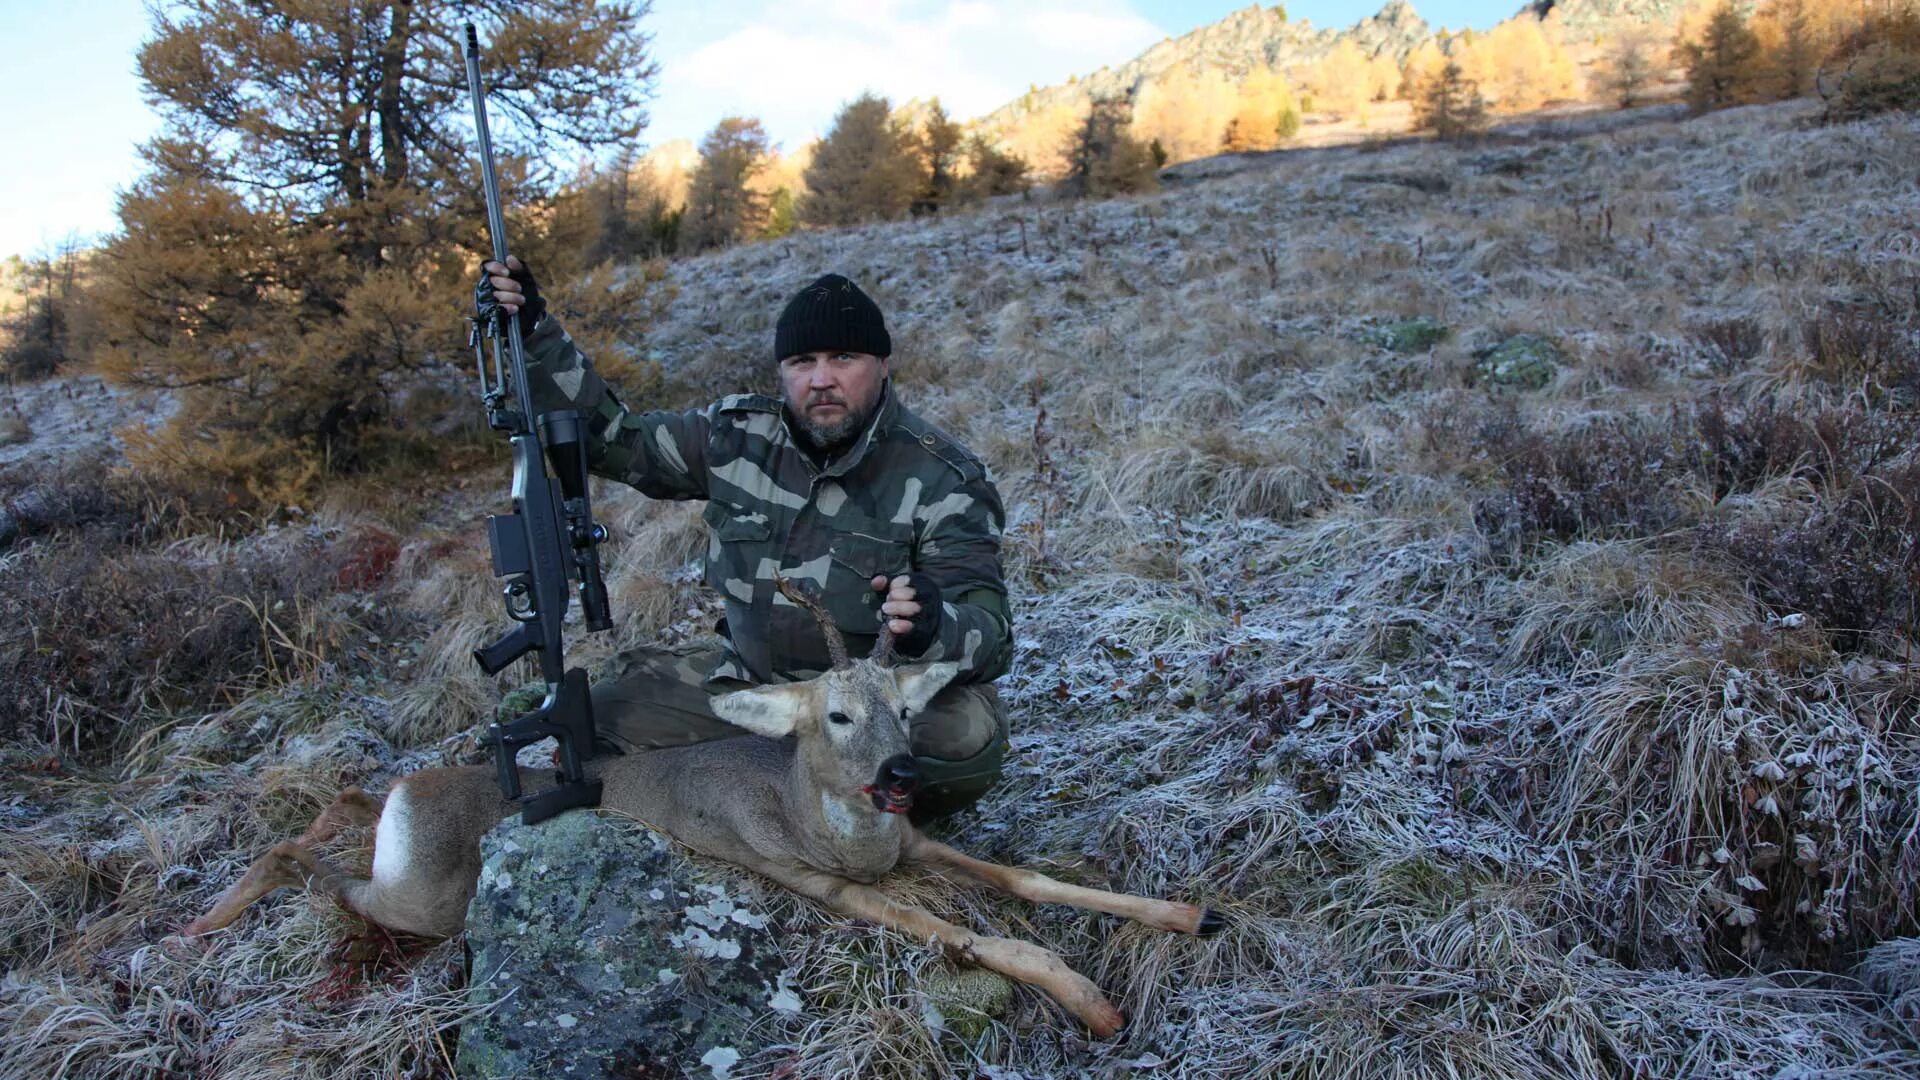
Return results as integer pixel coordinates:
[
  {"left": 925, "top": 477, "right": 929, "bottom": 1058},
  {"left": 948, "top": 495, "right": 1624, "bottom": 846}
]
[
  {"left": 827, "top": 524, "right": 914, "bottom": 634},
  {"left": 702, "top": 500, "right": 771, "bottom": 600}
]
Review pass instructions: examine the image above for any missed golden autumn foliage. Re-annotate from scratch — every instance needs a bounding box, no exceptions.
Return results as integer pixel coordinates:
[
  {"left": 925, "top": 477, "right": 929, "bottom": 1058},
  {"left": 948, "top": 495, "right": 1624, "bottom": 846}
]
[
  {"left": 800, "top": 94, "right": 925, "bottom": 227},
  {"left": 996, "top": 100, "right": 1084, "bottom": 181},
  {"left": 0, "top": 240, "right": 92, "bottom": 380},
  {"left": 683, "top": 117, "right": 772, "bottom": 252},
  {"left": 91, "top": 1, "right": 661, "bottom": 510},
  {"left": 1819, "top": 1, "right": 1920, "bottom": 121},
  {"left": 1414, "top": 59, "right": 1489, "bottom": 140},
  {"left": 1303, "top": 39, "right": 1374, "bottom": 118},
  {"left": 1399, "top": 38, "right": 1449, "bottom": 100},
  {"left": 913, "top": 99, "right": 966, "bottom": 214},
  {"left": 1133, "top": 65, "right": 1241, "bottom": 163},
  {"left": 1676, "top": 1, "right": 1767, "bottom": 112},
  {"left": 1455, "top": 19, "right": 1581, "bottom": 112},
  {"left": 954, "top": 135, "right": 1031, "bottom": 201},
  {"left": 1221, "top": 67, "right": 1303, "bottom": 152}
]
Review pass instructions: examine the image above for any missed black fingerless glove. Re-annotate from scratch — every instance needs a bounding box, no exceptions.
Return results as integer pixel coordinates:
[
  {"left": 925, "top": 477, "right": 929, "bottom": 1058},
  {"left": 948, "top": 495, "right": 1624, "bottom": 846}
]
[
  {"left": 473, "top": 259, "right": 546, "bottom": 337},
  {"left": 893, "top": 571, "right": 943, "bottom": 658}
]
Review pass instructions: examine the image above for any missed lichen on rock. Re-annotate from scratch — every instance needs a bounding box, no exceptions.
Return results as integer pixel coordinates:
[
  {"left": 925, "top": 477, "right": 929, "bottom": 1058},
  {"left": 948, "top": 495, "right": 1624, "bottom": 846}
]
[{"left": 456, "top": 810, "right": 790, "bottom": 1079}]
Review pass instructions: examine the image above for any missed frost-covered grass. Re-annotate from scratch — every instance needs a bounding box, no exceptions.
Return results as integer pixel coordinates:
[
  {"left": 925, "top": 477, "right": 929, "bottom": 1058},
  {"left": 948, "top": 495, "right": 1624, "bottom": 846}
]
[{"left": 4, "top": 99, "right": 1920, "bottom": 1078}]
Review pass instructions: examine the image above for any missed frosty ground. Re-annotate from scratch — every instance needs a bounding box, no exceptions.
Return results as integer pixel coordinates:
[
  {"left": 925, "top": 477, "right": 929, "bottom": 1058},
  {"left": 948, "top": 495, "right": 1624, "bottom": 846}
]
[{"left": 3, "top": 98, "right": 1918, "bottom": 1078}]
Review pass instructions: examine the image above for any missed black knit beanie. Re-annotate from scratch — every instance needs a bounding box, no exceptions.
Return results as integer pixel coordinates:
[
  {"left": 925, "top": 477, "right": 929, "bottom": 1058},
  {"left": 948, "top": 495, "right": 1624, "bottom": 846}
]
[{"left": 773, "top": 274, "right": 892, "bottom": 361}]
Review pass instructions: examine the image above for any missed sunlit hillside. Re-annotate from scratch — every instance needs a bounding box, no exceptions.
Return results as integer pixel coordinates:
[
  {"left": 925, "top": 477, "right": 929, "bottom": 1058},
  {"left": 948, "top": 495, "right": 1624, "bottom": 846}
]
[{"left": 3, "top": 95, "right": 1918, "bottom": 1078}]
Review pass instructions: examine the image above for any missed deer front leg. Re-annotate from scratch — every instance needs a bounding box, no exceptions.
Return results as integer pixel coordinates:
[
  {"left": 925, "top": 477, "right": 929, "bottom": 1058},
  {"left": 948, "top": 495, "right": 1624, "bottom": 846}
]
[
  {"left": 767, "top": 865, "right": 1125, "bottom": 1038},
  {"left": 904, "top": 833, "right": 1223, "bottom": 936}
]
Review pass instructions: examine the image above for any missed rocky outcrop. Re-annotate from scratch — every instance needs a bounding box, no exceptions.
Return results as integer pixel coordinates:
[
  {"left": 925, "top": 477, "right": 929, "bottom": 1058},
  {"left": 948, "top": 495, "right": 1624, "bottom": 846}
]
[
  {"left": 456, "top": 811, "right": 793, "bottom": 1080},
  {"left": 976, "top": 2, "right": 1433, "bottom": 139},
  {"left": 1527, "top": 0, "right": 1702, "bottom": 42},
  {"left": 970, "top": 0, "right": 1686, "bottom": 144}
]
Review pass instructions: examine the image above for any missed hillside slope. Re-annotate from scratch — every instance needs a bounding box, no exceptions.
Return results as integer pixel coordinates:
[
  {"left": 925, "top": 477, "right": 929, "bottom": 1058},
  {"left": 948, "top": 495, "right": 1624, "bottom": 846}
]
[{"left": 3, "top": 98, "right": 1919, "bottom": 1078}]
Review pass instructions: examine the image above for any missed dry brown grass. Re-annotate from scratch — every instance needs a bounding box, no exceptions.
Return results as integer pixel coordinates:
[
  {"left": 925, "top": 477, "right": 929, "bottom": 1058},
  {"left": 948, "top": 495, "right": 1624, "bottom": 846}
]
[{"left": 6, "top": 97, "right": 1920, "bottom": 1078}]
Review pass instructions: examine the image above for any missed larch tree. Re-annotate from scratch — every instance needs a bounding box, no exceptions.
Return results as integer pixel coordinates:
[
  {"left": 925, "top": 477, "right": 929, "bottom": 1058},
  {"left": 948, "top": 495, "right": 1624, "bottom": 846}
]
[
  {"left": 683, "top": 116, "right": 771, "bottom": 251},
  {"left": 799, "top": 94, "right": 924, "bottom": 227},
  {"left": 1458, "top": 18, "right": 1580, "bottom": 112},
  {"left": 1754, "top": 0, "right": 1827, "bottom": 98},
  {"left": 0, "top": 238, "right": 89, "bottom": 380},
  {"left": 1678, "top": 1, "right": 1765, "bottom": 113},
  {"left": 1303, "top": 39, "right": 1372, "bottom": 119},
  {"left": 1063, "top": 97, "right": 1158, "bottom": 199},
  {"left": 913, "top": 99, "right": 965, "bottom": 214},
  {"left": 1415, "top": 59, "right": 1489, "bottom": 141},
  {"left": 1600, "top": 26, "right": 1663, "bottom": 107},
  {"left": 94, "top": 1, "right": 657, "bottom": 504},
  {"left": 1132, "top": 64, "right": 1239, "bottom": 162},
  {"left": 1221, "top": 67, "right": 1301, "bottom": 152},
  {"left": 954, "top": 136, "right": 1030, "bottom": 202}
]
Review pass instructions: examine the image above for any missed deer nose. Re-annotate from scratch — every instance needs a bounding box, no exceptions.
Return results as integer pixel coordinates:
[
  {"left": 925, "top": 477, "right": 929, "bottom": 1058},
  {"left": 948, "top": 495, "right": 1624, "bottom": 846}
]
[{"left": 877, "top": 755, "right": 919, "bottom": 792}]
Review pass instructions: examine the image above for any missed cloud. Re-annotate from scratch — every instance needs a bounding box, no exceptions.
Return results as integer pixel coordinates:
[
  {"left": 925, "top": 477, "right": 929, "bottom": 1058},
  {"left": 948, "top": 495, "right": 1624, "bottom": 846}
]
[{"left": 646, "top": 0, "right": 1164, "bottom": 152}]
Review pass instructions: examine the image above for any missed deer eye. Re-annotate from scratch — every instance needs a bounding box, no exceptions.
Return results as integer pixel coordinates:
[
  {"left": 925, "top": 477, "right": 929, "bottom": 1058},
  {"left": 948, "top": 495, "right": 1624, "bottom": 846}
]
[{"left": 829, "top": 711, "right": 852, "bottom": 726}]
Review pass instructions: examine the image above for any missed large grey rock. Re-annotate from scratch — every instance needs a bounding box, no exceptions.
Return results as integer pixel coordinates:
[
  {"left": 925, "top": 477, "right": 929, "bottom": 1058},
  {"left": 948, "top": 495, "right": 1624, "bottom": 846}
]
[{"left": 457, "top": 811, "right": 793, "bottom": 1080}]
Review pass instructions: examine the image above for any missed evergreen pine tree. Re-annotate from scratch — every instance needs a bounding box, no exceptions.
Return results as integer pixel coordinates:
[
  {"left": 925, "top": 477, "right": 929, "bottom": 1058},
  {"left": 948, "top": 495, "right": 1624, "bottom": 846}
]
[{"left": 1759, "top": 0, "right": 1823, "bottom": 99}]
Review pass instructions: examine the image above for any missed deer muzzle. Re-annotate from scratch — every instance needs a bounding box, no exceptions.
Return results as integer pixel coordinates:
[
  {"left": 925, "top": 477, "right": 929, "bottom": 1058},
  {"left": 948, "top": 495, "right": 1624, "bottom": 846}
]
[{"left": 863, "top": 754, "right": 920, "bottom": 814}]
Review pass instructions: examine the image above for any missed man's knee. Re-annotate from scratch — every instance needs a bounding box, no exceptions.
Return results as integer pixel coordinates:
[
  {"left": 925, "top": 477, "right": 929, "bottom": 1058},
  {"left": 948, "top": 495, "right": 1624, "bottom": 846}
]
[
  {"left": 910, "top": 683, "right": 1010, "bottom": 820},
  {"left": 591, "top": 644, "right": 742, "bottom": 753}
]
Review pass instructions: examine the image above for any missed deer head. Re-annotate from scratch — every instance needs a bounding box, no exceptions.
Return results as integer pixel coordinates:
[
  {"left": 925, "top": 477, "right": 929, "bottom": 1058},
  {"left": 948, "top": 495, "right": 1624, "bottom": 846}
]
[{"left": 710, "top": 578, "right": 958, "bottom": 814}]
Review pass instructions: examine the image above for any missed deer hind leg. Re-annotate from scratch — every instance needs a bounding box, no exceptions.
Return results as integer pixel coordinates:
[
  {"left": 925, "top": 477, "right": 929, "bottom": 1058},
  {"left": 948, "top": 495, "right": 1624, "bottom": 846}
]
[
  {"left": 184, "top": 783, "right": 477, "bottom": 940},
  {"left": 181, "top": 787, "right": 386, "bottom": 938},
  {"left": 181, "top": 841, "right": 311, "bottom": 937},
  {"left": 772, "top": 867, "right": 1124, "bottom": 1038},
  {"left": 294, "top": 786, "right": 382, "bottom": 847},
  {"left": 905, "top": 833, "right": 1223, "bottom": 936}
]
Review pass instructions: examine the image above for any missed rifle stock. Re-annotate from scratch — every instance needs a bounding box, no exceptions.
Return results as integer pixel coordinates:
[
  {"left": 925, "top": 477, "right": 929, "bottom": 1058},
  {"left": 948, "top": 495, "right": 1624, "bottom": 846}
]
[{"left": 463, "top": 23, "right": 613, "bottom": 824}]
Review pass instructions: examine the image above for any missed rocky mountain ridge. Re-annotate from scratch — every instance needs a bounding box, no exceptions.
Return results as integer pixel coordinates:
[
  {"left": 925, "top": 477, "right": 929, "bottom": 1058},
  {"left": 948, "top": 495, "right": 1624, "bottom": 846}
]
[{"left": 971, "top": 0, "right": 1689, "bottom": 139}]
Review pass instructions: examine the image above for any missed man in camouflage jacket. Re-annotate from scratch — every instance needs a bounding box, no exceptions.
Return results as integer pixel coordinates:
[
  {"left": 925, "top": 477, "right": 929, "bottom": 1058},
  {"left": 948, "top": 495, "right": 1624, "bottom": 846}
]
[{"left": 478, "top": 262, "right": 1012, "bottom": 816}]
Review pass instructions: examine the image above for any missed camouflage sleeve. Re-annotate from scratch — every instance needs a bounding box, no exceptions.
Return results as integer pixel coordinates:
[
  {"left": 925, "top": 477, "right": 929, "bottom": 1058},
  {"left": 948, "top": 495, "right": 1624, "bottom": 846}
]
[
  {"left": 910, "top": 471, "right": 1013, "bottom": 682},
  {"left": 521, "top": 315, "right": 710, "bottom": 500}
]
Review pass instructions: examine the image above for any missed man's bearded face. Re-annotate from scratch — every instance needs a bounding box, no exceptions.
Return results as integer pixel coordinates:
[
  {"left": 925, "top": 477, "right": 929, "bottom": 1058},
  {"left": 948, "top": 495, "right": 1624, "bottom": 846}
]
[{"left": 778, "top": 350, "right": 888, "bottom": 451}]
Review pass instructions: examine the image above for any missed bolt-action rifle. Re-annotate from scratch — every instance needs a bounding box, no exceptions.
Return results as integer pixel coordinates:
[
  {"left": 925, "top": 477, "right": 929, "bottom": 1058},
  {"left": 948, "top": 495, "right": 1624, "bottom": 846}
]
[{"left": 463, "top": 23, "right": 613, "bottom": 824}]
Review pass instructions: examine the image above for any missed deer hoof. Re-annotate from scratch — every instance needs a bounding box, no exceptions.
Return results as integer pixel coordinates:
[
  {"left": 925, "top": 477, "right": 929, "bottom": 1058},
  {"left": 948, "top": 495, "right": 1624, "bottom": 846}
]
[
  {"left": 1089, "top": 1003, "right": 1126, "bottom": 1039},
  {"left": 1196, "top": 908, "right": 1225, "bottom": 936}
]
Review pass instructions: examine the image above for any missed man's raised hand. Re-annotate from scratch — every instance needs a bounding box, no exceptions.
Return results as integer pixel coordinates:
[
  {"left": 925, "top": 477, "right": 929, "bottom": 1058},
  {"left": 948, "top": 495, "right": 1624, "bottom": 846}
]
[
  {"left": 474, "top": 256, "right": 545, "bottom": 335},
  {"left": 871, "top": 573, "right": 943, "bottom": 657}
]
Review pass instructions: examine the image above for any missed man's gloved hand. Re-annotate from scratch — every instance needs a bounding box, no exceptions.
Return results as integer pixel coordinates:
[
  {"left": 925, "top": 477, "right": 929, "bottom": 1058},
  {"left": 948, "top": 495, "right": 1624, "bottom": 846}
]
[
  {"left": 474, "top": 256, "right": 546, "bottom": 337},
  {"left": 871, "top": 572, "right": 942, "bottom": 658}
]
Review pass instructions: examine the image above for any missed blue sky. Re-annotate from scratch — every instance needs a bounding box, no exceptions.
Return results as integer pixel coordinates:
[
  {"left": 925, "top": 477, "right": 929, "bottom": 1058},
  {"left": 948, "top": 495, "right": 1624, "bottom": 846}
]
[{"left": 0, "top": 1, "right": 1519, "bottom": 260}]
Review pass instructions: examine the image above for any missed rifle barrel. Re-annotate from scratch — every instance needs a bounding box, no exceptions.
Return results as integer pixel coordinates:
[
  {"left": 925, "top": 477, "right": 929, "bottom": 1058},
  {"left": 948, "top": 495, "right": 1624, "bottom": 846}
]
[{"left": 462, "top": 24, "right": 535, "bottom": 429}]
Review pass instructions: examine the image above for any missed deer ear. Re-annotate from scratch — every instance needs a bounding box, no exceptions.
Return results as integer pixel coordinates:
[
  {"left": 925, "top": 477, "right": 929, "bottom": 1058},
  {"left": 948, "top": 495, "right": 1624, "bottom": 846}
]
[
  {"left": 894, "top": 662, "right": 961, "bottom": 716},
  {"left": 711, "top": 682, "right": 815, "bottom": 738}
]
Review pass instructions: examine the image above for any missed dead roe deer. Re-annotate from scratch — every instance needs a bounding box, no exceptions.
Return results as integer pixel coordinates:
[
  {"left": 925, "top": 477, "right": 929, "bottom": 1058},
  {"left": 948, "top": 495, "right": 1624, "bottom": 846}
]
[{"left": 183, "top": 581, "right": 1219, "bottom": 1036}]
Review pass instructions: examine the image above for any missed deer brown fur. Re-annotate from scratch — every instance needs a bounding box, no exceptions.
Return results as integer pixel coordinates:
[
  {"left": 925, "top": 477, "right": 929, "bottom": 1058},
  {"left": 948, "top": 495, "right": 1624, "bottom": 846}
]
[{"left": 183, "top": 582, "right": 1219, "bottom": 1036}]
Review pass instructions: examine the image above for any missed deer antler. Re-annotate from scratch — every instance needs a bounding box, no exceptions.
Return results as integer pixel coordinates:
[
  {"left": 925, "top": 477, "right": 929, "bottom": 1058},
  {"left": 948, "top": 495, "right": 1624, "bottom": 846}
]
[
  {"left": 775, "top": 576, "right": 850, "bottom": 670},
  {"left": 870, "top": 617, "right": 895, "bottom": 666}
]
